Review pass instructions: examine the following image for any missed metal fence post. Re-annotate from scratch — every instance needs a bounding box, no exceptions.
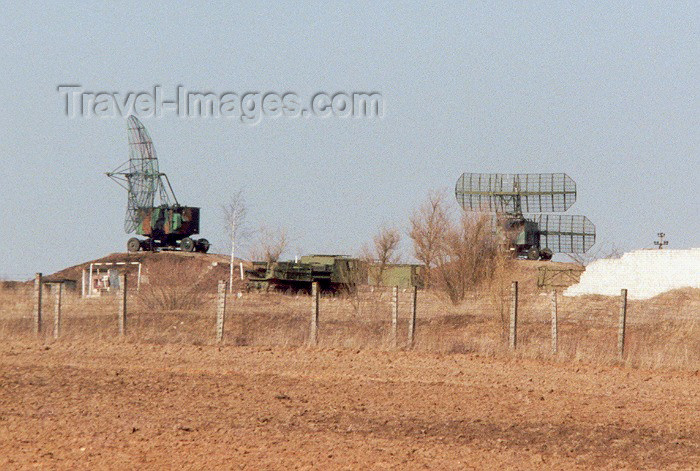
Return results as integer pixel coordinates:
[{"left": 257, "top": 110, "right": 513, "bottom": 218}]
[
  {"left": 310, "top": 282, "right": 319, "bottom": 345},
  {"left": 118, "top": 274, "right": 127, "bottom": 336},
  {"left": 509, "top": 281, "right": 518, "bottom": 350},
  {"left": 550, "top": 290, "right": 558, "bottom": 354},
  {"left": 53, "top": 283, "right": 62, "bottom": 340},
  {"left": 391, "top": 286, "right": 399, "bottom": 348},
  {"left": 216, "top": 280, "right": 227, "bottom": 343},
  {"left": 407, "top": 286, "right": 417, "bottom": 348},
  {"left": 33, "top": 273, "right": 42, "bottom": 335},
  {"left": 618, "top": 288, "right": 627, "bottom": 359}
]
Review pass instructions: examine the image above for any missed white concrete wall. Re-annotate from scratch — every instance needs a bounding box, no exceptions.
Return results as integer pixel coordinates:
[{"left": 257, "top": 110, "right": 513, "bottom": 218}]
[{"left": 564, "top": 248, "right": 700, "bottom": 300}]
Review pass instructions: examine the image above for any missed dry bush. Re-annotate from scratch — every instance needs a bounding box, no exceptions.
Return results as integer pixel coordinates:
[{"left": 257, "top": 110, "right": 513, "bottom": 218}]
[
  {"left": 362, "top": 225, "right": 402, "bottom": 284},
  {"left": 432, "top": 212, "right": 503, "bottom": 304},
  {"left": 408, "top": 192, "right": 504, "bottom": 303},
  {"left": 249, "top": 225, "right": 289, "bottom": 262},
  {"left": 408, "top": 191, "right": 451, "bottom": 288},
  {"left": 137, "top": 260, "right": 210, "bottom": 311}
]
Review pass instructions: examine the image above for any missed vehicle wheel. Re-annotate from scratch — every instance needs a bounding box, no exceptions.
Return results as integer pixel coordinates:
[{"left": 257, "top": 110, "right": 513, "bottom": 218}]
[
  {"left": 540, "top": 247, "right": 553, "bottom": 261},
  {"left": 526, "top": 247, "right": 540, "bottom": 260},
  {"left": 180, "top": 237, "right": 195, "bottom": 252},
  {"left": 141, "top": 238, "right": 154, "bottom": 252},
  {"left": 197, "top": 238, "right": 210, "bottom": 253},
  {"left": 127, "top": 237, "right": 141, "bottom": 253}
]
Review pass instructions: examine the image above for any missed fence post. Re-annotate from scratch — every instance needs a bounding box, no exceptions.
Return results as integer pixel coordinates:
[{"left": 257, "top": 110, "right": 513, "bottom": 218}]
[
  {"left": 81, "top": 268, "right": 87, "bottom": 298},
  {"left": 118, "top": 274, "right": 127, "bottom": 336},
  {"left": 407, "top": 286, "right": 417, "bottom": 348},
  {"left": 310, "top": 282, "right": 319, "bottom": 345},
  {"left": 550, "top": 289, "right": 558, "bottom": 354},
  {"left": 216, "top": 280, "right": 227, "bottom": 343},
  {"left": 391, "top": 286, "right": 399, "bottom": 348},
  {"left": 617, "top": 288, "right": 627, "bottom": 359},
  {"left": 509, "top": 281, "right": 518, "bottom": 350},
  {"left": 33, "top": 273, "right": 42, "bottom": 335},
  {"left": 53, "top": 283, "right": 62, "bottom": 340}
]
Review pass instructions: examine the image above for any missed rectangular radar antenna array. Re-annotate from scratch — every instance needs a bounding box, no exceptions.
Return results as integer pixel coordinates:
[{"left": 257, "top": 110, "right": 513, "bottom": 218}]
[{"left": 455, "top": 173, "right": 596, "bottom": 259}]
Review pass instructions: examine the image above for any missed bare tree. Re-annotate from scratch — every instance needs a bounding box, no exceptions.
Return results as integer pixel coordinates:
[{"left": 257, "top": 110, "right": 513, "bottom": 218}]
[
  {"left": 408, "top": 191, "right": 451, "bottom": 287},
  {"left": 250, "top": 225, "right": 289, "bottom": 263},
  {"left": 222, "top": 190, "right": 248, "bottom": 292},
  {"left": 364, "top": 226, "right": 401, "bottom": 285}
]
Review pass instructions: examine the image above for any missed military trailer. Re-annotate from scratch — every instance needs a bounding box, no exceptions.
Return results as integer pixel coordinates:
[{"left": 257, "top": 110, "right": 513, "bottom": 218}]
[
  {"left": 367, "top": 264, "right": 424, "bottom": 289},
  {"left": 245, "top": 255, "right": 360, "bottom": 293},
  {"left": 127, "top": 205, "right": 209, "bottom": 253}
]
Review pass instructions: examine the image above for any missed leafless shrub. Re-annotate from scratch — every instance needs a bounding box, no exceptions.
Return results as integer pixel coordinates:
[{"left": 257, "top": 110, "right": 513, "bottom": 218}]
[
  {"left": 137, "top": 260, "right": 209, "bottom": 311},
  {"left": 408, "top": 191, "right": 451, "bottom": 288},
  {"left": 249, "top": 225, "right": 289, "bottom": 262},
  {"left": 432, "top": 212, "right": 502, "bottom": 304},
  {"left": 363, "top": 226, "right": 402, "bottom": 284}
]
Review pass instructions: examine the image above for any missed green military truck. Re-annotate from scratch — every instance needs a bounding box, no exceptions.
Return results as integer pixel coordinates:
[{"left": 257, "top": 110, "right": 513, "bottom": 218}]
[{"left": 246, "top": 255, "right": 423, "bottom": 293}]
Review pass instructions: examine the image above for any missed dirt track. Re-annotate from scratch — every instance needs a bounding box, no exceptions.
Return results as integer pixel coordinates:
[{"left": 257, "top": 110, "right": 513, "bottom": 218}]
[{"left": 1, "top": 342, "right": 698, "bottom": 469}]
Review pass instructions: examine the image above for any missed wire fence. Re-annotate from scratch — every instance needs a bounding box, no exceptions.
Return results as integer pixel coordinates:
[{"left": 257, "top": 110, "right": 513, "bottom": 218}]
[{"left": 1, "top": 276, "right": 698, "bottom": 370}]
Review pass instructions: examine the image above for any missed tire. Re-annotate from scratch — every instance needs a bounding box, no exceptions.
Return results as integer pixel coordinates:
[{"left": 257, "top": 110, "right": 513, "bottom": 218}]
[
  {"left": 540, "top": 247, "right": 553, "bottom": 261},
  {"left": 180, "top": 237, "right": 195, "bottom": 252},
  {"left": 196, "top": 238, "right": 210, "bottom": 253},
  {"left": 127, "top": 238, "right": 141, "bottom": 253},
  {"left": 526, "top": 247, "right": 540, "bottom": 260}
]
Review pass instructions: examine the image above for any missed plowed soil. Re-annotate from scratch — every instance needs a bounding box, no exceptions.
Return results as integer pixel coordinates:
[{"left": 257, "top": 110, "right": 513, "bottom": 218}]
[{"left": 1, "top": 342, "right": 698, "bottom": 469}]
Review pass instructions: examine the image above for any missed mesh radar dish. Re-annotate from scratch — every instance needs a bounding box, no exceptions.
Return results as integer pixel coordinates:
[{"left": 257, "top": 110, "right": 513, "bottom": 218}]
[
  {"left": 455, "top": 173, "right": 576, "bottom": 214},
  {"left": 106, "top": 116, "right": 209, "bottom": 253},
  {"left": 107, "top": 116, "right": 177, "bottom": 233},
  {"left": 455, "top": 172, "right": 595, "bottom": 260}
]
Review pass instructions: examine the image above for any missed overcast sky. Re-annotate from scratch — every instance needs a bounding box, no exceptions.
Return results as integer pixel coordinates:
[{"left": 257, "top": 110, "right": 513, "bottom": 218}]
[{"left": 1, "top": 1, "right": 698, "bottom": 278}]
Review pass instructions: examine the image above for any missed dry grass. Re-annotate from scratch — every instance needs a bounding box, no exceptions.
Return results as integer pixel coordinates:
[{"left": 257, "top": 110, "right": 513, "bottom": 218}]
[{"left": 1, "top": 281, "right": 698, "bottom": 371}]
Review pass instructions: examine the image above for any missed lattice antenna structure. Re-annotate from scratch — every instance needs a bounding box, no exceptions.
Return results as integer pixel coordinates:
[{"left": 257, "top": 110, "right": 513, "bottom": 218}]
[
  {"left": 654, "top": 232, "right": 668, "bottom": 249},
  {"left": 106, "top": 116, "right": 178, "bottom": 233},
  {"left": 455, "top": 172, "right": 596, "bottom": 257},
  {"left": 456, "top": 173, "right": 577, "bottom": 216}
]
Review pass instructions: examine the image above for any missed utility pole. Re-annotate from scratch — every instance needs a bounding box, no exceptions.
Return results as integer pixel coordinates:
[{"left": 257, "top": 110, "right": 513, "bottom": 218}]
[
  {"left": 229, "top": 219, "right": 235, "bottom": 293},
  {"left": 654, "top": 232, "right": 668, "bottom": 250}
]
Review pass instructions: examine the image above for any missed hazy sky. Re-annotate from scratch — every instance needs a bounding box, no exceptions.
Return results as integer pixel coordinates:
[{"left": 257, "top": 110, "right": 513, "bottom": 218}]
[{"left": 1, "top": 1, "right": 698, "bottom": 278}]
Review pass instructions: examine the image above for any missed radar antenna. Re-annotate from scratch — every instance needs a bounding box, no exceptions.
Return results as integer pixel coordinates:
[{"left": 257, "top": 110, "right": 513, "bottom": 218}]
[
  {"left": 455, "top": 172, "right": 596, "bottom": 260},
  {"left": 106, "top": 116, "right": 178, "bottom": 233}
]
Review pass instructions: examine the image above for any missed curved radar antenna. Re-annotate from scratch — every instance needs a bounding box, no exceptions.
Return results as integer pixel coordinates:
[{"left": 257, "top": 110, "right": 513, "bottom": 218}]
[
  {"left": 455, "top": 173, "right": 577, "bottom": 216},
  {"left": 107, "top": 116, "right": 178, "bottom": 233},
  {"left": 455, "top": 172, "right": 595, "bottom": 255}
]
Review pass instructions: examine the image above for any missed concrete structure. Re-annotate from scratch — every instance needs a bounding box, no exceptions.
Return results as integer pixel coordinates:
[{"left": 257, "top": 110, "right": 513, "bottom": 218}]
[{"left": 564, "top": 248, "right": 700, "bottom": 300}]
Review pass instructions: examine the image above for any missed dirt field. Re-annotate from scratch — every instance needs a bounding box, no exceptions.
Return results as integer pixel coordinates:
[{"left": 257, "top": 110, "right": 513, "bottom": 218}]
[{"left": 1, "top": 341, "right": 698, "bottom": 469}]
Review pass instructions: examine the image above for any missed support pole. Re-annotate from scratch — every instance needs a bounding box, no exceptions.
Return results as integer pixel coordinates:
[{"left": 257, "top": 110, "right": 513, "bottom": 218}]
[
  {"left": 239, "top": 262, "right": 244, "bottom": 281},
  {"left": 550, "top": 290, "right": 558, "bottom": 355},
  {"left": 118, "top": 274, "right": 127, "bottom": 336},
  {"left": 53, "top": 283, "right": 62, "bottom": 340},
  {"left": 407, "top": 286, "right": 417, "bottom": 348},
  {"left": 618, "top": 288, "right": 627, "bottom": 359},
  {"left": 391, "top": 286, "right": 399, "bottom": 348},
  {"left": 88, "top": 263, "right": 93, "bottom": 297},
  {"left": 216, "top": 280, "right": 227, "bottom": 342},
  {"left": 310, "top": 282, "right": 319, "bottom": 345},
  {"left": 509, "top": 281, "right": 518, "bottom": 350},
  {"left": 81, "top": 268, "right": 87, "bottom": 298},
  {"left": 33, "top": 273, "right": 42, "bottom": 335}
]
